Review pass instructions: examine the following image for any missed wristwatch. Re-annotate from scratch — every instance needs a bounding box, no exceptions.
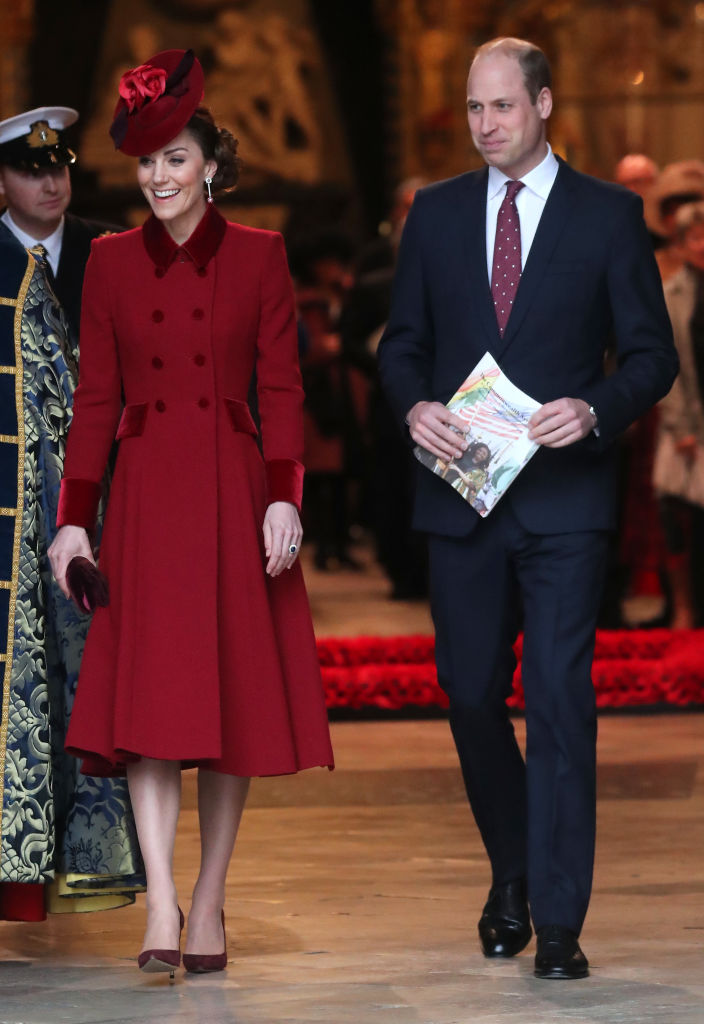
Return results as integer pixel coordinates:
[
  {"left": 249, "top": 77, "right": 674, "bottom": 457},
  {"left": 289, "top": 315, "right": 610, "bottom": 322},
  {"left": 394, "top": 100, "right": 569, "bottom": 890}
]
[{"left": 588, "top": 404, "right": 599, "bottom": 436}]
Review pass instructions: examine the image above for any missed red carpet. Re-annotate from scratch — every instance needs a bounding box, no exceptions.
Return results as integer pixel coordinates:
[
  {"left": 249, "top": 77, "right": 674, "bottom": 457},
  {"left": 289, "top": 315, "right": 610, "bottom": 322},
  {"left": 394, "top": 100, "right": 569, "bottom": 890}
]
[{"left": 318, "top": 630, "right": 704, "bottom": 711}]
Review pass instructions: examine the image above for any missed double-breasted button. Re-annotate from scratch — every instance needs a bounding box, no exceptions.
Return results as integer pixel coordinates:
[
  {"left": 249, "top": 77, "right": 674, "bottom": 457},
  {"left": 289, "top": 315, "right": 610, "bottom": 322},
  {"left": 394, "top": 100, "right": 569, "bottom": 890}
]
[
  {"left": 192, "top": 308, "right": 204, "bottom": 321},
  {"left": 197, "top": 267, "right": 207, "bottom": 278},
  {"left": 198, "top": 397, "right": 210, "bottom": 409},
  {"left": 152, "top": 309, "right": 164, "bottom": 323},
  {"left": 155, "top": 267, "right": 165, "bottom": 279},
  {"left": 155, "top": 399, "right": 166, "bottom": 412},
  {"left": 152, "top": 356, "right": 164, "bottom": 369},
  {"left": 194, "top": 353, "right": 206, "bottom": 367}
]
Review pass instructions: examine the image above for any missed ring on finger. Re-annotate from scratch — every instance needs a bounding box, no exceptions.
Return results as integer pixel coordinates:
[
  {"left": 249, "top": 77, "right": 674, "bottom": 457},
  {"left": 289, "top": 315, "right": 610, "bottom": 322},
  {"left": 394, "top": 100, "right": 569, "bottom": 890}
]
[{"left": 289, "top": 543, "right": 298, "bottom": 555}]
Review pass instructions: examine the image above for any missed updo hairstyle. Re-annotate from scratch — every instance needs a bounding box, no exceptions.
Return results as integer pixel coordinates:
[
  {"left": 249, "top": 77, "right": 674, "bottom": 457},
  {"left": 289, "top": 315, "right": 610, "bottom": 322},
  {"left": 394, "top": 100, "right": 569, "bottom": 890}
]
[{"left": 186, "top": 106, "right": 240, "bottom": 195}]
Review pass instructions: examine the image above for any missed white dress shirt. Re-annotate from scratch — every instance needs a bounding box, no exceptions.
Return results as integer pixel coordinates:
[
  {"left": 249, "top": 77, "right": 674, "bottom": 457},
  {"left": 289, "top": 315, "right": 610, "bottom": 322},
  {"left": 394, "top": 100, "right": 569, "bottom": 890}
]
[
  {"left": 485, "top": 144, "right": 559, "bottom": 283},
  {"left": 1, "top": 209, "right": 64, "bottom": 276}
]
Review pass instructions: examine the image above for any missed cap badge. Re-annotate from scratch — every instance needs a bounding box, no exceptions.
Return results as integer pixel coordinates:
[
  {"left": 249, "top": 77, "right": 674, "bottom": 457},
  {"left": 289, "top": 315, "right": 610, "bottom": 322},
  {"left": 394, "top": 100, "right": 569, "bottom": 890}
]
[{"left": 27, "top": 120, "right": 59, "bottom": 148}]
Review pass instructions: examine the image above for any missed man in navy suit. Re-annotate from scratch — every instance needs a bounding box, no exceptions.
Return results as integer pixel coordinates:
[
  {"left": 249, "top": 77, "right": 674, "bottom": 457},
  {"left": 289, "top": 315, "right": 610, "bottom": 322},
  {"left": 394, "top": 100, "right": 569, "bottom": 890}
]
[{"left": 378, "top": 37, "right": 678, "bottom": 979}]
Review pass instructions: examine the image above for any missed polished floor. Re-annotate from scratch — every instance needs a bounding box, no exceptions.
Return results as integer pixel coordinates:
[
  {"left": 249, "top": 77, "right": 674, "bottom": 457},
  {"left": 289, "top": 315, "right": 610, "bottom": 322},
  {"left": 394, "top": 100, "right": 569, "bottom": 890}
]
[
  {"left": 0, "top": 555, "right": 702, "bottom": 1023},
  {"left": 1, "top": 714, "right": 702, "bottom": 1024}
]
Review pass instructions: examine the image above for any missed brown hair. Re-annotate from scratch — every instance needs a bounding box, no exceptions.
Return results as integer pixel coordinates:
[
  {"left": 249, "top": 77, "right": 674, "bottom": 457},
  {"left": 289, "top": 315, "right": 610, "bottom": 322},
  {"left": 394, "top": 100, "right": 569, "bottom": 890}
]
[
  {"left": 185, "top": 106, "right": 240, "bottom": 194},
  {"left": 472, "top": 38, "right": 552, "bottom": 104}
]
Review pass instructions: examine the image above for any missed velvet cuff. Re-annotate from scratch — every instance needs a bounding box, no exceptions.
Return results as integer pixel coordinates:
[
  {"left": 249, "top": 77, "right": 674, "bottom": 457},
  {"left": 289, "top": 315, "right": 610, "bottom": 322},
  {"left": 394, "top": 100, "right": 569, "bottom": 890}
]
[
  {"left": 266, "top": 458, "right": 304, "bottom": 512},
  {"left": 57, "top": 478, "right": 102, "bottom": 530}
]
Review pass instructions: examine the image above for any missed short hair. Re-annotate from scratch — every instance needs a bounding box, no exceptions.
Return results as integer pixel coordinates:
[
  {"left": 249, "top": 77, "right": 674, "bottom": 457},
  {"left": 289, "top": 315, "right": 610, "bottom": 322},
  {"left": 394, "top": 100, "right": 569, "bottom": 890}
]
[
  {"left": 471, "top": 37, "right": 552, "bottom": 104},
  {"left": 674, "top": 201, "right": 704, "bottom": 239}
]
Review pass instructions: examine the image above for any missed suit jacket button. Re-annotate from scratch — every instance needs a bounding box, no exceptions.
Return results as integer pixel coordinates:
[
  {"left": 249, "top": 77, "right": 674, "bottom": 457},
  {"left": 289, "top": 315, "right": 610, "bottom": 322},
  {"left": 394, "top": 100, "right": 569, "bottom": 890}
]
[
  {"left": 155, "top": 399, "right": 166, "bottom": 412},
  {"left": 194, "top": 353, "right": 206, "bottom": 366},
  {"left": 198, "top": 397, "right": 210, "bottom": 409},
  {"left": 152, "top": 356, "right": 164, "bottom": 369},
  {"left": 192, "top": 308, "right": 204, "bottom": 320},
  {"left": 152, "top": 309, "right": 164, "bottom": 323}
]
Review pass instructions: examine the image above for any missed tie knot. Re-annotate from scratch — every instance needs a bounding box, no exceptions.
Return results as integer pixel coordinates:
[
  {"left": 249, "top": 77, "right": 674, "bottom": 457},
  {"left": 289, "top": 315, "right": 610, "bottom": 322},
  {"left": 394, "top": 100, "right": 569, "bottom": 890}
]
[{"left": 505, "top": 180, "right": 524, "bottom": 202}]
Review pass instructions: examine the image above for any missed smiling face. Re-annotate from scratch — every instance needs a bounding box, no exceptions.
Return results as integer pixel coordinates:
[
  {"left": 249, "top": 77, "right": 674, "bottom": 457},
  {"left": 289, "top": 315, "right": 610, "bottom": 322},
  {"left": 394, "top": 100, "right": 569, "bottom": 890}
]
[
  {"left": 137, "top": 128, "right": 217, "bottom": 244},
  {"left": 0, "top": 165, "right": 71, "bottom": 239},
  {"left": 466, "top": 52, "right": 551, "bottom": 180},
  {"left": 472, "top": 444, "right": 491, "bottom": 466}
]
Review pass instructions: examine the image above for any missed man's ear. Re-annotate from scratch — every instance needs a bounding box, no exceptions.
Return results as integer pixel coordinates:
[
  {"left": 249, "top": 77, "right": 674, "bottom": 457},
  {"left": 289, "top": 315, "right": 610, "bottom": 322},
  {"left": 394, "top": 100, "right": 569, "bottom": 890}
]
[{"left": 536, "top": 87, "right": 553, "bottom": 121}]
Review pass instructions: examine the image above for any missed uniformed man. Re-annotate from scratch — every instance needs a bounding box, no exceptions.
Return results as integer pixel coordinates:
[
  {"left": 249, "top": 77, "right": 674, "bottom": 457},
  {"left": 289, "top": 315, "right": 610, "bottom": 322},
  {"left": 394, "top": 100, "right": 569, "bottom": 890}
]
[{"left": 0, "top": 105, "right": 116, "bottom": 350}]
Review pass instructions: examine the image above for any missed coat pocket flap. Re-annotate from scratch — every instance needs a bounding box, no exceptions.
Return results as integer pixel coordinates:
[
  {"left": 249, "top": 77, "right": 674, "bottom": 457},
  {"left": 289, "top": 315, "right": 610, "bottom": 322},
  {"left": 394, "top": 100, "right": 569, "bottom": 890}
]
[
  {"left": 225, "top": 398, "right": 259, "bottom": 437},
  {"left": 116, "top": 403, "right": 148, "bottom": 440}
]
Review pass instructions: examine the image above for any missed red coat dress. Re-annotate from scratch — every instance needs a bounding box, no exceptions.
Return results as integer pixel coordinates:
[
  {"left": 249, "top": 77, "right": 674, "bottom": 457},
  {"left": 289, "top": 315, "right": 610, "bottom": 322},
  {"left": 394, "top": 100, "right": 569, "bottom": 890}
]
[{"left": 57, "top": 205, "right": 334, "bottom": 778}]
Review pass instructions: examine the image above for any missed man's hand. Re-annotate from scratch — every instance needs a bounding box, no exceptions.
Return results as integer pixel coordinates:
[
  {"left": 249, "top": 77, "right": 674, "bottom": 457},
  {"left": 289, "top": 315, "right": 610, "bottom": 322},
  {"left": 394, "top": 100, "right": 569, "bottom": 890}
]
[
  {"left": 407, "top": 401, "right": 468, "bottom": 461},
  {"left": 528, "top": 398, "right": 595, "bottom": 448}
]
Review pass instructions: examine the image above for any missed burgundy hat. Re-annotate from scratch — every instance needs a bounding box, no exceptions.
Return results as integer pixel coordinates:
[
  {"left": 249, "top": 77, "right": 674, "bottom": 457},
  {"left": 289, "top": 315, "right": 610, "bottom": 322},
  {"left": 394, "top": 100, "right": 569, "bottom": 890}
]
[{"left": 109, "top": 49, "right": 204, "bottom": 156}]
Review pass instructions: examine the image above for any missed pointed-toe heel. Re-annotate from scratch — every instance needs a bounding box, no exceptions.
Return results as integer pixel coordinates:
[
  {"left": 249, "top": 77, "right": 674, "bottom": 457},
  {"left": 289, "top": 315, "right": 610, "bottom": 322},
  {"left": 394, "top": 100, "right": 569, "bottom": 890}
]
[
  {"left": 183, "top": 910, "right": 227, "bottom": 974},
  {"left": 138, "top": 906, "right": 185, "bottom": 979}
]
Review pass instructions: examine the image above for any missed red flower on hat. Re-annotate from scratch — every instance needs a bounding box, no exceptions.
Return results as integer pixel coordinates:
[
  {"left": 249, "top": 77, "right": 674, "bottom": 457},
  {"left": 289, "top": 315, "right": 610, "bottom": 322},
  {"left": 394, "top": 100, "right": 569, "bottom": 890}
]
[{"left": 118, "top": 64, "right": 167, "bottom": 113}]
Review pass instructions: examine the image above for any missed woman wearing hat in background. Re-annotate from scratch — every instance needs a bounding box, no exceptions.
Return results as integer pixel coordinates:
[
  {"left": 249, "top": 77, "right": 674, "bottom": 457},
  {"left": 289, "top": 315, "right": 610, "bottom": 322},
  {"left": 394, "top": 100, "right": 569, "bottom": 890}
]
[{"left": 48, "top": 49, "right": 334, "bottom": 976}]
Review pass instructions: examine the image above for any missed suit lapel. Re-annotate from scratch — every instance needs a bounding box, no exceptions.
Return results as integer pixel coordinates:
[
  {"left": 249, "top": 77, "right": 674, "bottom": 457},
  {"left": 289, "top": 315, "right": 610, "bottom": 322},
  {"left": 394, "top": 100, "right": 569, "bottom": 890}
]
[
  {"left": 459, "top": 168, "right": 503, "bottom": 350},
  {"left": 495, "top": 160, "right": 576, "bottom": 358}
]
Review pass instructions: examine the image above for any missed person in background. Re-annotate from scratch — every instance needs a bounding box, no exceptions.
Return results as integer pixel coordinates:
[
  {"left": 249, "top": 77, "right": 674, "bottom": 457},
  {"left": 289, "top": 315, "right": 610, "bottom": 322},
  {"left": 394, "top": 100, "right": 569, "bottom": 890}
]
[
  {"left": 292, "top": 231, "right": 365, "bottom": 570},
  {"left": 614, "top": 153, "right": 660, "bottom": 249},
  {"left": 340, "top": 179, "right": 430, "bottom": 599},
  {"left": 0, "top": 106, "right": 117, "bottom": 350},
  {"left": 603, "top": 154, "right": 663, "bottom": 626},
  {"left": 0, "top": 222, "right": 141, "bottom": 924},
  {"left": 653, "top": 201, "right": 704, "bottom": 627},
  {"left": 645, "top": 160, "right": 704, "bottom": 283}
]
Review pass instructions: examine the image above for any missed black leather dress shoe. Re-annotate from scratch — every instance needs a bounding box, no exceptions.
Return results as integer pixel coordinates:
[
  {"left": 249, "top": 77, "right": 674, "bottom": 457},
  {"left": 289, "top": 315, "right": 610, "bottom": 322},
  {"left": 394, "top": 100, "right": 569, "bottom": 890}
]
[
  {"left": 478, "top": 879, "right": 532, "bottom": 958},
  {"left": 534, "top": 925, "right": 589, "bottom": 979}
]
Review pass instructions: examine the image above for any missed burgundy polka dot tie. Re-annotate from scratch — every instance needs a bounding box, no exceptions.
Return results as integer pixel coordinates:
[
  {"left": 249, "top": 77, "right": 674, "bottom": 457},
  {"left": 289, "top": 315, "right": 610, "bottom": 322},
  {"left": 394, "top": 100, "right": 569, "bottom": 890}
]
[{"left": 491, "top": 180, "right": 525, "bottom": 335}]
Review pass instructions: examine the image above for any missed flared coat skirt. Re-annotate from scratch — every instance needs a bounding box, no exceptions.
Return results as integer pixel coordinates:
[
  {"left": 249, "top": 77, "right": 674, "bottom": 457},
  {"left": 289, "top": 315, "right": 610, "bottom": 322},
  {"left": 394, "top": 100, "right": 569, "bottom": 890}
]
[{"left": 65, "top": 398, "right": 334, "bottom": 778}]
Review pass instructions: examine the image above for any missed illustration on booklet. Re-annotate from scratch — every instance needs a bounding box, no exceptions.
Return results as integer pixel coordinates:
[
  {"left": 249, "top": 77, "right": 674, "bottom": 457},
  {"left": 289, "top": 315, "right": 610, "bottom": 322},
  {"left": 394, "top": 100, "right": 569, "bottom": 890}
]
[{"left": 414, "top": 352, "right": 541, "bottom": 517}]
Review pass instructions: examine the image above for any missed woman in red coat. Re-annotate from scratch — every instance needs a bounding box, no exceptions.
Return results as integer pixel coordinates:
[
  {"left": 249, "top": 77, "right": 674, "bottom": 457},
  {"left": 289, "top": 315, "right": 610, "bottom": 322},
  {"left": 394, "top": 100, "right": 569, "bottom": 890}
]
[{"left": 48, "top": 50, "right": 333, "bottom": 976}]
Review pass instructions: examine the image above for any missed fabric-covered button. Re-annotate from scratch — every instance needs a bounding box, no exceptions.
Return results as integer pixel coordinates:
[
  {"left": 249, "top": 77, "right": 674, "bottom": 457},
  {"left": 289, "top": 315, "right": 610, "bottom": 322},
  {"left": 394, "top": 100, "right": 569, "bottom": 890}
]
[
  {"left": 155, "top": 400, "right": 166, "bottom": 412},
  {"left": 192, "top": 308, "right": 204, "bottom": 321},
  {"left": 197, "top": 267, "right": 207, "bottom": 278},
  {"left": 152, "top": 309, "right": 164, "bottom": 323},
  {"left": 198, "top": 397, "right": 210, "bottom": 409},
  {"left": 155, "top": 267, "right": 165, "bottom": 279},
  {"left": 194, "top": 353, "right": 206, "bottom": 366},
  {"left": 178, "top": 252, "right": 186, "bottom": 263},
  {"left": 152, "top": 356, "right": 164, "bottom": 369}
]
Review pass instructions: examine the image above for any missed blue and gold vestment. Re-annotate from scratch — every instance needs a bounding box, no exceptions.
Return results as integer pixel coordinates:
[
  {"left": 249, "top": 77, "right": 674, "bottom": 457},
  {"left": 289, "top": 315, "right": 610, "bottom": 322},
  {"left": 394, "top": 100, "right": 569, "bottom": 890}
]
[{"left": 0, "top": 224, "right": 143, "bottom": 919}]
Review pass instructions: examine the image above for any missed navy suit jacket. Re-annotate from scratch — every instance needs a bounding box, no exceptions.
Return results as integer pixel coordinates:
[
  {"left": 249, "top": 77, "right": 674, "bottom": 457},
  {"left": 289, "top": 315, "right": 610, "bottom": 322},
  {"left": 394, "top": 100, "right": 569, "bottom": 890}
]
[
  {"left": 55, "top": 213, "right": 119, "bottom": 347},
  {"left": 378, "top": 158, "right": 679, "bottom": 537}
]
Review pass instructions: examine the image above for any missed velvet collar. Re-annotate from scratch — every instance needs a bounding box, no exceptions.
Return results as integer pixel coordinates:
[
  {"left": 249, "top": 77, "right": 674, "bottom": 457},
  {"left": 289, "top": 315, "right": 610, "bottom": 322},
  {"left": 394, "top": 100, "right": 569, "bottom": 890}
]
[{"left": 142, "top": 203, "right": 226, "bottom": 271}]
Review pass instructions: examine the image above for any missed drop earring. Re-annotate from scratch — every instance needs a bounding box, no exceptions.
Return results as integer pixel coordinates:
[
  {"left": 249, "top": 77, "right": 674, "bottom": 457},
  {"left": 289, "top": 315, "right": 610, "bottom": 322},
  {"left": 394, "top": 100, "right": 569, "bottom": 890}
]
[{"left": 205, "top": 176, "right": 213, "bottom": 203}]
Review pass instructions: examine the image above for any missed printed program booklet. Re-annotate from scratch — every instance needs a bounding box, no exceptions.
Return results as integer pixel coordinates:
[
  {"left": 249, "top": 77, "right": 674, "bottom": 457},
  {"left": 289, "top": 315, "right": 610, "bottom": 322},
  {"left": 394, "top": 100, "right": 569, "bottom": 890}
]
[{"left": 414, "top": 352, "right": 541, "bottom": 517}]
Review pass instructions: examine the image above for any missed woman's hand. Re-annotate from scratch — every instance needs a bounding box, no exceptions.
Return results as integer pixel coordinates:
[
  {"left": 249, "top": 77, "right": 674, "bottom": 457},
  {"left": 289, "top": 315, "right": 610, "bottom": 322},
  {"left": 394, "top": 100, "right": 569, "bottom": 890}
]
[
  {"left": 263, "top": 502, "right": 302, "bottom": 577},
  {"left": 48, "top": 525, "right": 95, "bottom": 598}
]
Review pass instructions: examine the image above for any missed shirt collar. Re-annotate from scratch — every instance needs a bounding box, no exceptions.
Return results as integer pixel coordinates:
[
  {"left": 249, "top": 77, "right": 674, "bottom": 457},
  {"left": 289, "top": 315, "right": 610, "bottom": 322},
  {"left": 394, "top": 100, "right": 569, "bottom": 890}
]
[
  {"left": 487, "top": 143, "right": 558, "bottom": 201},
  {"left": 142, "top": 203, "right": 227, "bottom": 271},
  {"left": 1, "top": 207, "right": 65, "bottom": 270}
]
